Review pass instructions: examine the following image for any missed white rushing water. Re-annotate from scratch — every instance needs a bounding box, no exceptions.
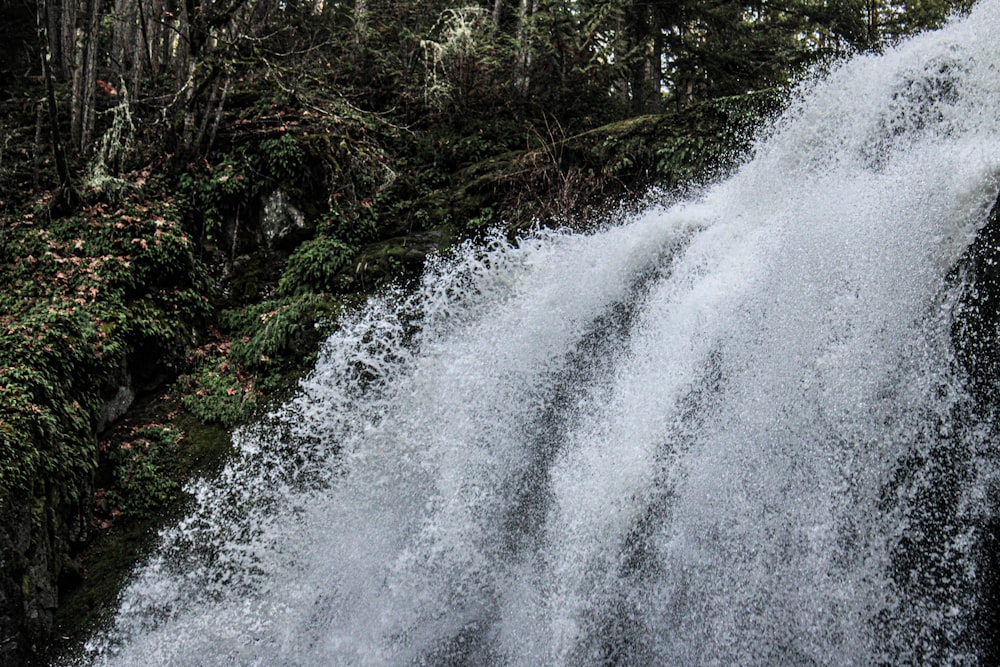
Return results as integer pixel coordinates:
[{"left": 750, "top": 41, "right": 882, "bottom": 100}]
[{"left": 79, "top": 3, "right": 1000, "bottom": 665}]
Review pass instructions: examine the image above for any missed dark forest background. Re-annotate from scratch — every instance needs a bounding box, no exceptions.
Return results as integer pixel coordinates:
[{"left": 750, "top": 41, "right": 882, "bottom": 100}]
[{"left": 0, "top": 1, "right": 976, "bottom": 664}]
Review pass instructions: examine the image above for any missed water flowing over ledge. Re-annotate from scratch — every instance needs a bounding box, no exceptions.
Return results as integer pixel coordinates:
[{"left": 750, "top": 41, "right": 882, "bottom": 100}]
[{"left": 75, "top": 2, "right": 1000, "bottom": 664}]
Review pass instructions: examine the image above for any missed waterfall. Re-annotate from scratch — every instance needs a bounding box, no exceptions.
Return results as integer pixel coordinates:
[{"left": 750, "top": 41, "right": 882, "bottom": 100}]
[{"left": 78, "top": 3, "right": 1000, "bottom": 665}]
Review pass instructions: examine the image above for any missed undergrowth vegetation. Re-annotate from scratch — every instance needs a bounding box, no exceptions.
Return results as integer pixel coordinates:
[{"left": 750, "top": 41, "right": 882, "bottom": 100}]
[
  {"left": 0, "top": 182, "right": 208, "bottom": 507},
  {"left": 0, "top": 88, "right": 765, "bottom": 540},
  {"left": 102, "top": 423, "right": 183, "bottom": 520}
]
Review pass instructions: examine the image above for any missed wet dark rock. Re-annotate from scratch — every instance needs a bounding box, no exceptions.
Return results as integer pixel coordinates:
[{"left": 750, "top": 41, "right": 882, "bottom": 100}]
[
  {"left": 953, "top": 189, "right": 1000, "bottom": 400},
  {"left": 97, "top": 385, "right": 136, "bottom": 433},
  {"left": 950, "top": 187, "right": 1000, "bottom": 663},
  {"left": 343, "top": 228, "right": 455, "bottom": 292},
  {"left": 0, "top": 502, "right": 30, "bottom": 667},
  {"left": 1, "top": 474, "right": 91, "bottom": 667},
  {"left": 208, "top": 190, "right": 320, "bottom": 306},
  {"left": 260, "top": 189, "right": 315, "bottom": 251}
]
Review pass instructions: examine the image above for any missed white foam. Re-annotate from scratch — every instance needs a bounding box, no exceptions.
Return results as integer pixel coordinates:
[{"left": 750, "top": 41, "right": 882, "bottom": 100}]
[{"left": 80, "top": 2, "right": 1000, "bottom": 664}]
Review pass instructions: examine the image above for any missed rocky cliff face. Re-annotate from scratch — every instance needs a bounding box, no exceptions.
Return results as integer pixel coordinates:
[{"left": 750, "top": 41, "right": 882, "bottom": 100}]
[
  {"left": 951, "top": 188, "right": 1000, "bottom": 663},
  {"left": 954, "top": 191, "right": 1000, "bottom": 400},
  {"left": 1, "top": 502, "right": 32, "bottom": 666},
  {"left": 1, "top": 480, "right": 91, "bottom": 666}
]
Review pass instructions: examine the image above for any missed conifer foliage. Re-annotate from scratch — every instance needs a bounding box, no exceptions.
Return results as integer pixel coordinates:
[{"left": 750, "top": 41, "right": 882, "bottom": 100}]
[{"left": 0, "top": 0, "right": 975, "bottom": 185}]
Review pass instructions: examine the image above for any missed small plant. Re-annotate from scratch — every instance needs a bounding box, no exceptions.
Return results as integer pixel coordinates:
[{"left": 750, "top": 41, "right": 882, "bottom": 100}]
[
  {"left": 226, "top": 295, "right": 341, "bottom": 372},
  {"left": 177, "top": 355, "right": 256, "bottom": 428},
  {"left": 278, "top": 237, "right": 357, "bottom": 295},
  {"left": 178, "top": 158, "right": 251, "bottom": 242},
  {"left": 258, "top": 135, "right": 305, "bottom": 183},
  {"left": 105, "top": 424, "right": 182, "bottom": 519}
]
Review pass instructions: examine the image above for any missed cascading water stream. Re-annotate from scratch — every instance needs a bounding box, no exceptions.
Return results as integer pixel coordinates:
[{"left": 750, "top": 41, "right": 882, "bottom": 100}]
[{"left": 74, "top": 3, "right": 1000, "bottom": 665}]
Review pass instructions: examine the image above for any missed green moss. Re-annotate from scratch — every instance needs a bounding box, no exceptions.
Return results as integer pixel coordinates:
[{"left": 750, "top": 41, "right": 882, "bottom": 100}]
[
  {"left": 49, "top": 395, "right": 234, "bottom": 663},
  {"left": 345, "top": 228, "right": 456, "bottom": 292}
]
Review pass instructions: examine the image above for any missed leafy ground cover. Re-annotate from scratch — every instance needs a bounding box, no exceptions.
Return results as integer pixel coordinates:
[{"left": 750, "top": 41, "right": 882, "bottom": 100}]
[{"left": 0, "top": 180, "right": 208, "bottom": 506}]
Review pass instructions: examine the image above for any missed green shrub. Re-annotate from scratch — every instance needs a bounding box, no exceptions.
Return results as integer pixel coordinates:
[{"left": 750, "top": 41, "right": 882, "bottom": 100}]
[
  {"left": 0, "top": 179, "right": 208, "bottom": 503},
  {"left": 177, "top": 357, "right": 254, "bottom": 428},
  {"left": 106, "top": 424, "right": 183, "bottom": 519},
  {"left": 278, "top": 237, "right": 357, "bottom": 295},
  {"left": 178, "top": 158, "right": 252, "bottom": 242},
  {"left": 225, "top": 295, "right": 341, "bottom": 372},
  {"left": 258, "top": 135, "right": 306, "bottom": 183}
]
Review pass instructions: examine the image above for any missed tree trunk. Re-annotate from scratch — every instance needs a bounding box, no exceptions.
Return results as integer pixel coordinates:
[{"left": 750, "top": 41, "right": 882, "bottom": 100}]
[
  {"left": 649, "top": 4, "right": 665, "bottom": 112},
  {"left": 179, "top": 56, "right": 200, "bottom": 155},
  {"left": 622, "top": 0, "right": 659, "bottom": 114},
  {"left": 111, "top": 0, "right": 143, "bottom": 96},
  {"left": 79, "top": 0, "right": 100, "bottom": 153},
  {"left": 515, "top": 0, "right": 537, "bottom": 96},
  {"left": 56, "top": 0, "right": 76, "bottom": 78},
  {"left": 38, "top": 0, "right": 78, "bottom": 211},
  {"left": 354, "top": 0, "right": 368, "bottom": 42},
  {"left": 866, "top": 0, "right": 880, "bottom": 49},
  {"left": 162, "top": 0, "right": 177, "bottom": 73},
  {"left": 136, "top": 0, "right": 154, "bottom": 81},
  {"left": 33, "top": 100, "right": 44, "bottom": 187},
  {"left": 69, "top": 17, "right": 84, "bottom": 146},
  {"left": 194, "top": 74, "right": 228, "bottom": 154}
]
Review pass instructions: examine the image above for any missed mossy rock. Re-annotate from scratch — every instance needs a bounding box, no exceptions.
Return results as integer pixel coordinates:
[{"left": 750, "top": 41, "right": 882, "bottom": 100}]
[{"left": 343, "top": 228, "right": 456, "bottom": 292}]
